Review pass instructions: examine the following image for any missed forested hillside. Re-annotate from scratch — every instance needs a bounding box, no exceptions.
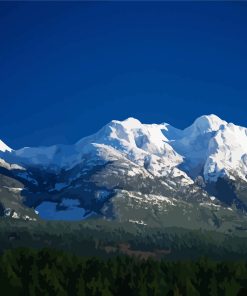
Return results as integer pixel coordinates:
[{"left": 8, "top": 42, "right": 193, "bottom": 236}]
[
  {"left": 1, "top": 248, "right": 247, "bottom": 295},
  {"left": 1, "top": 218, "right": 247, "bottom": 260}
]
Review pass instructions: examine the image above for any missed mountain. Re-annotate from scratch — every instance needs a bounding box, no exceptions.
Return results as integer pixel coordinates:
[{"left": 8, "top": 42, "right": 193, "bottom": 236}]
[
  {"left": 1, "top": 114, "right": 247, "bottom": 232},
  {"left": 0, "top": 140, "right": 11, "bottom": 153}
]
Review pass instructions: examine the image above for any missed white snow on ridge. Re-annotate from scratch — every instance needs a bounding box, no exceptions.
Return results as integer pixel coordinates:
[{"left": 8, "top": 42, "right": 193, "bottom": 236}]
[
  {"left": 0, "top": 140, "right": 12, "bottom": 152},
  {"left": 186, "top": 114, "right": 226, "bottom": 134},
  {"left": 164, "top": 115, "right": 247, "bottom": 182},
  {"left": 1, "top": 114, "right": 247, "bottom": 183},
  {"left": 129, "top": 219, "right": 147, "bottom": 226},
  {"left": 204, "top": 123, "right": 247, "bottom": 181},
  {"left": 76, "top": 117, "right": 185, "bottom": 179},
  {"left": 0, "top": 158, "right": 25, "bottom": 170},
  {"left": 3, "top": 186, "right": 23, "bottom": 193}
]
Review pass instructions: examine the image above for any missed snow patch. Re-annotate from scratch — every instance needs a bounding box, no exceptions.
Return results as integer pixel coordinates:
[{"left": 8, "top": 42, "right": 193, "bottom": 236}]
[
  {"left": 35, "top": 199, "right": 88, "bottom": 221},
  {"left": 0, "top": 140, "right": 12, "bottom": 152},
  {"left": 3, "top": 186, "right": 23, "bottom": 193},
  {"left": 129, "top": 219, "right": 147, "bottom": 226}
]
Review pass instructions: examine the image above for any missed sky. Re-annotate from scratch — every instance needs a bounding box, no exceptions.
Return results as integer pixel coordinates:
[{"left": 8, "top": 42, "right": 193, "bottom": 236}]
[{"left": 0, "top": 2, "right": 247, "bottom": 149}]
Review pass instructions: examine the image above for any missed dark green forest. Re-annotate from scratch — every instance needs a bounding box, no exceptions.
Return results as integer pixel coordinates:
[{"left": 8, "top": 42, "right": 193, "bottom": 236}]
[
  {"left": 1, "top": 218, "right": 247, "bottom": 295},
  {"left": 1, "top": 247, "right": 247, "bottom": 296},
  {"left": 1, "top": 218, "right": 247, "bottom": 260}
]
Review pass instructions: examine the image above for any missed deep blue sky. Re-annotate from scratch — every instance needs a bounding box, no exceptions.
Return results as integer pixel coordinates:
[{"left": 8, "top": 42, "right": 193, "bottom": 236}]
[{"left": 1, "top": 2, "right": 247, "bottom": 148}]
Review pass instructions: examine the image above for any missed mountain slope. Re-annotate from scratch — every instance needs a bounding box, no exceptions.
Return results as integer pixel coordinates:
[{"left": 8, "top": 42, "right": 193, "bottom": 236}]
[
  {"left": 0, "top": 114, "right": 247, "bottom": 232},
  {"left": 0, "top": 140, "right": 11, "bottom": 153}
]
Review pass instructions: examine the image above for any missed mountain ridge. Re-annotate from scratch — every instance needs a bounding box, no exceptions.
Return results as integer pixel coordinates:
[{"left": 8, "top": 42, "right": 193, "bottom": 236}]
[
  {"left": 1, "top": 114, "right": 247, "bottom": 182},
  {"left": 0, "top": 114, "right": 247, "bottom": 230}
]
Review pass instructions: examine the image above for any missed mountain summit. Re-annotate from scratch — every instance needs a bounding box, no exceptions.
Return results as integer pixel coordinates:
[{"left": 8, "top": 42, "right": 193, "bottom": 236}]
[
  {"left": 0, "top": 140, "right": 12, "bottom": 152},
  {"left": 2, "top": 114, "right": 245, "bottom": 182},
  {"left": 0, "top": 114, "right": 247, "bottom": 230},
  {"left": 188, "top": 114, "right": 226, "bottom": 133}
]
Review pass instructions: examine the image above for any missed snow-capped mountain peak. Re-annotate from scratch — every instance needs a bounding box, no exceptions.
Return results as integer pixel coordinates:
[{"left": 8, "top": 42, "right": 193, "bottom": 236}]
[
  {"left": 2, "top": 114, "right": 247, "bottom": 223},
  {"left": 114, "top": 117, "right": 142, "bottom": 129},
  {"left": 184, "top": 114, "right": 227, "bottom": 135},
  {"left": 204, "top": 122, "right": 247, "bottom": 181},
  {"left": 76, "top": 117, "right": 184, "bottom": 177},
  {"left": 0, "top": 139, "right": 12, "bottom": 152},
  {"left": 162, "top": 115, "right": 247, "bottom": 181},
  {"left": 1, "top": 114, "right": 247, "bottom": 184}
]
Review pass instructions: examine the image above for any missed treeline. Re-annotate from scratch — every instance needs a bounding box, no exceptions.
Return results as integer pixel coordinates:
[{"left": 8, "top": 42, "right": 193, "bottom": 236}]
[
  {"left": 1, "top": 218, "right": 247, "bottom": 260},
  {"left": 0, "top": 248, "right": 247, "bottom": 295}
]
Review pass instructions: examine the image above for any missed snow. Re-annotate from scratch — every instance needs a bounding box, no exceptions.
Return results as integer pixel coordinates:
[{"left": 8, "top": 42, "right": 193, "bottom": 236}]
[
  {"left": 24, "top": 215, "right": 36, "bottom": 221},
  {"left": 119, "top": 190, "right": 176, "bottom": 206},
  {"left": 0, "top": 158, "right": 25, "bottom": 170},
  {"left": 12, "top": 211, "right": 20, "bottom": 219},
  {"left": 129, "top": 219, "right": 147, "bottom": 226},
  {"left": 3, "top": 186, "right": 23, "bottom": 193},
  {"left": 0, "top": 140, "right": 12, "bottom": 152},
  {"left": 164, "top": 115, "right": 226, "bottom": 173},
  {"left": 188, "top": 114, "right": 226, "bottom": 134},
  {"left": 95, "top": 190, "right": 110, "bottom": 201},
  {"left": 1, "top": 114, "right": 247, "bottom": 184},
  {"left": 127, "top": 168, "right": 143, "bottom": 176},
  {"left": 163, "top": 114, "right": 247, "bottom": 182},
  {"left": 171, "top": 167, "right": 194, "bottom": 185},
  {"left": 35, "top": 199, "right": 88, "bottom": 221},
  {"left": 118, "top": 117, "right": 142, "bottom": 129},
  {"left": 0, "top": 117, "right": 184, "bottom": 179},
  {"left": 203, "top": 123, "right": 247, "bottom": 181},
  {"left": 199, "top": 202, "right": 221, "bottom": 208}
]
